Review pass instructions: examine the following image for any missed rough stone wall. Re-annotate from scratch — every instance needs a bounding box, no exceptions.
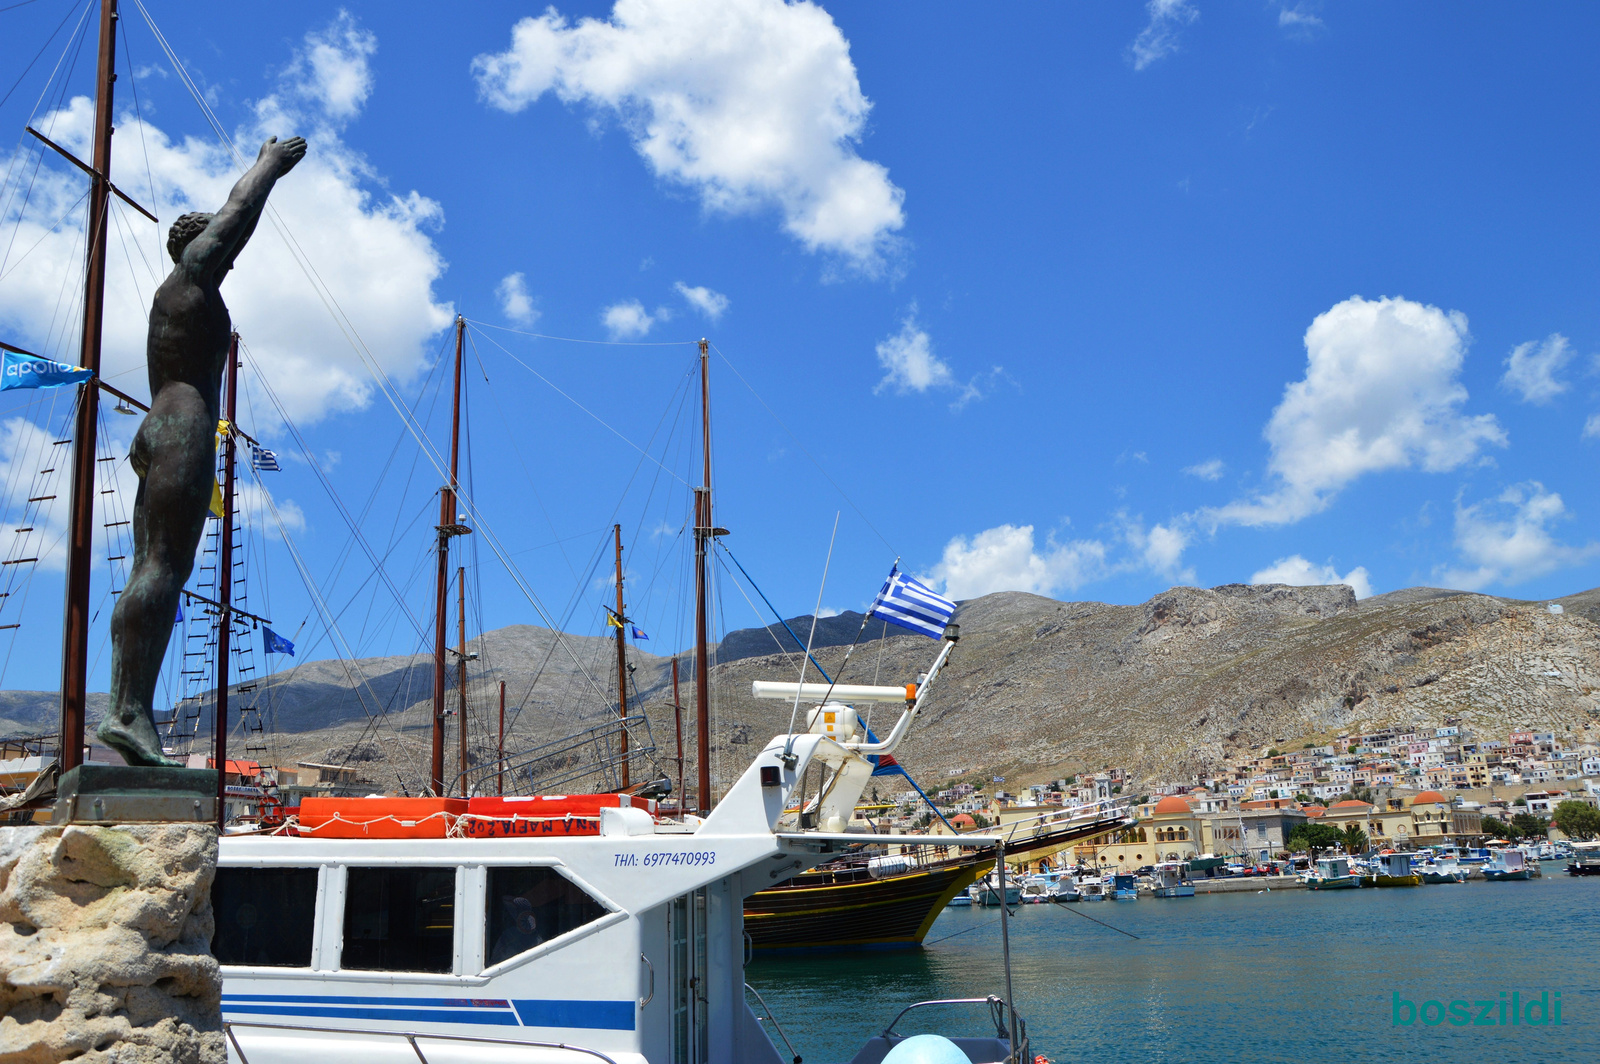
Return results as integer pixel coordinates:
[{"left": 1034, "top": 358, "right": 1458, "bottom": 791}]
[{"left": 0, "top": 824, "right": 222, "bottom": 1064}]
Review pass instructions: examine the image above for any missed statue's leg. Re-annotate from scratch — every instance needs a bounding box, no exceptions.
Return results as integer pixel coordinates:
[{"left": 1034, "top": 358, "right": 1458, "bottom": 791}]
[{"left": 101, "top": 414, "right": 213, "bottom": 767}]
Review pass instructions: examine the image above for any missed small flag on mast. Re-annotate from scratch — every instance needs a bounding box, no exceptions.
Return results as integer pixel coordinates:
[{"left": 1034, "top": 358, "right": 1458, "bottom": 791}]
[
  {"left": 251, "top": 446, "right": 280, "bottom": 472},
  {"left": 0, "top": 349, "right": 93, "bottom": 391},
  {"left": 867, "top": 563, "right": 956, "bottom": 639},
  {"left": 631, "top": 625, "right": 649, "bottom": 641},
  {"left": 263, "top": 627, "right": 295, "bottom": 656}
]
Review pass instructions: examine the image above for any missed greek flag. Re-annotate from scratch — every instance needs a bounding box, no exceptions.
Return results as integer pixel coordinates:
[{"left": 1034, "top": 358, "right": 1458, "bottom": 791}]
[
  {"left": 868, "top": 563, "right": 956, "bottom": 639},
  {"left": 251, "top": 445, "right": 280, "bottom": 472}
]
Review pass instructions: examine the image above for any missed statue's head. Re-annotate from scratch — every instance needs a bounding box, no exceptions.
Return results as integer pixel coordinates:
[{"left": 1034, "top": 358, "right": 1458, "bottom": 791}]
[{"left": 166, "top": 212, "right": 214, "bottom": 263}]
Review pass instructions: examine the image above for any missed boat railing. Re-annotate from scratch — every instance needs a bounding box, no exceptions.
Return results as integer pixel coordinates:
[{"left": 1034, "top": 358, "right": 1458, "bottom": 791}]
[
  {"left": 221, "top": 1021, "right": 621, "bottom": 1064},
  {"left": 745, "top": 983, "right": 804, "bottom": 1064},
  {"left": 878, "top": 997, "right": 1026, "bottom": 1061}
]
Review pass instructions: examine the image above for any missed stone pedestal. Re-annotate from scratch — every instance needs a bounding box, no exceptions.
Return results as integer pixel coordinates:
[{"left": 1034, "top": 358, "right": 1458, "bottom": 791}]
[{"left": 0, "top": 824, "right": 223, "bottom": 1063}]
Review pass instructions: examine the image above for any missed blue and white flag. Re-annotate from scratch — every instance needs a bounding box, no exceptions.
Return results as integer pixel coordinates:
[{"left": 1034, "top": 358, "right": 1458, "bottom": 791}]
[
  {"left": 251, "top": 445, "right": 280, "bottom": 472},
  {"left": 867, "top": 563, "right": 956, "bottom": 639},
  {"left": 263, "top": 627, "right": 295, "bottom": 656},
  {"left": 1, "top": 350, "right": 93, "bottom": 391}
]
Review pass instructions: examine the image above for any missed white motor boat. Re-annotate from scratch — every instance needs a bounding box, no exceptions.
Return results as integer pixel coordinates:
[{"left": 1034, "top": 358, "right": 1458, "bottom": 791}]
[
  {"left": 1150, "top": 861, "right": 1195, "bottom": 898},
  {"left": 214, "top": 633, "right": 1031, "bottom": 1064}
]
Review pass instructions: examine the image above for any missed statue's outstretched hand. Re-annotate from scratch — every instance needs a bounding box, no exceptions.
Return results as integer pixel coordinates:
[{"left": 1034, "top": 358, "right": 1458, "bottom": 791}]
[{"left": 258, "top": 136, "right": 308, "bottom": 176}]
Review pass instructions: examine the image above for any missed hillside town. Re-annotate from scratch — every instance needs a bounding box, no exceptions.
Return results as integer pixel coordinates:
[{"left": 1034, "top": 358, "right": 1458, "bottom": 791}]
[{"left": 875, "top": 720, "right": 1600, "bottom": 867}]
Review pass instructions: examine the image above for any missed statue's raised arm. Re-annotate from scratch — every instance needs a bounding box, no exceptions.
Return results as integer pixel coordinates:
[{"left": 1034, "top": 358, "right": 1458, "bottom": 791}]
[{"left": 180, "top": 136, "right": 306, "bottom": 283}]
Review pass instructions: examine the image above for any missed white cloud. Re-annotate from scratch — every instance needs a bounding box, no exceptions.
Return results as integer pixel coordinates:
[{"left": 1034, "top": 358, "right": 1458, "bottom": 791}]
[
  {"left": 497, "top": 272, "right": 538, "bottom": 325},
  {"left": 925, "top": 524, "right": 1109, "bottom": 600},
  {"left": 1500, "top": 333, "right": 1573, "bottom": 405},
  {"left": 1209, "top": 296, "right": 1505, "bottom": 528},
  {"left": 1278, "top": 4, "right": 1324, "bottom": 34},
  {"left": 1584, "top": 414, "right": 1600, "bottom": 441},
  {"left": 1438, "top": 482, "right": 1600, "bottom": 591},
  {"left": 282, "top": 10, "right": 377, "bottom": 122},
  {"left": 1183, "top": 458, "right": 1225, "bottom": 481},
  {"left": 472, "top": 0, "right": 905, "bottom": 270},
  {"left": 1251, "top": 554, "right": 1374, "bottom": 599},
  {"left": 602, "top": 299, "right": 657, "bottom": 339},
  {"left": 874, "top": 311, "right": 952, "bottom": 395},
  {"left": 674, "top": 282, "right": 729, "bottom": 322},
  {"left": 1130, "top": 0, "right": 1199, "bottom": 71},
  {"left": 0, "top": 14, "right": 452, "bottom": 427},
  {"left": 815, "top": 606, "right": 840, "bottom": 618}
]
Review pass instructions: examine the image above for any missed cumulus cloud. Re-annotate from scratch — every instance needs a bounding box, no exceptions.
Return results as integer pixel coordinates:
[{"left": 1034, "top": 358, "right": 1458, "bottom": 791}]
[
  {"left": 1584, "top": 414, "right": 1600, "bottom": 441},
  {"left": 472, "top": 0, "right": 905, "bottom": 270},
  {"left": 925, "top": 524, "right": 1109, "bottom": 600},
  {"left": 602, "top": 299, "right": 658, "bottom": 339},
  {"left": 282, "top": 10, "right": 377, "bottom": 122},
  {"left": 1500, "top": 333, "right": 1573, "bottom": 405},
  {"left": 0, "top": 13, "right": 452, "bottom": 427},
  {"left": 674, "top": 282, "right": 729, "bottom": 321},
  {"left": 497, "top": 272, "right": 538, "bottom": 324},
  {"left": 1251, "top": 554, "right": 1373, "bottom": 599},
  {"left": 1208, "top": 296, "right": 1505, "bottom": 528},
  {"left": 1438, "top": 482, "right": 1600, "bottom": 590},
  {"left": 874, "top": 311, "right": 952, "bottom": 395},
  {"left": 1130, "top": 0, "right": 1199, "bottom": 71},
  {"left": 1183, "top": 458, "right": 1225, "bottom": 481}
]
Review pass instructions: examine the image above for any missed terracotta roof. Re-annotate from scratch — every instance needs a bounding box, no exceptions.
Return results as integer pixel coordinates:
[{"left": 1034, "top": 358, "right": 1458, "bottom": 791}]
[
  {"left": 1303, "top": 806, "right": 1326, "bottom": 818},
  {"left": 1153, "top": 795, "right": 1191, "bottom": 815},
  {"left": 950, "top": 813, "right": 976, "bottom": 826},
  {"left": 1331, "top": 800, "right": 1372, "bottom": 809},
  {"left": 1412, "top": 790, "right": 1448, "bottom": 805}
]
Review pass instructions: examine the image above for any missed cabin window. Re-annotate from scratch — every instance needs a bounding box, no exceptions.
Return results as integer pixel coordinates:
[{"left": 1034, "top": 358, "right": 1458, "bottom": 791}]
[
  {"left": 342, "top": 867, "right": 457, "bottom": 973},
  {"left": 213, "top": 866, "right": 318, "bottom": 967},
  {"left": 485, "top": 866, "right": 609, "bottom": 965}
]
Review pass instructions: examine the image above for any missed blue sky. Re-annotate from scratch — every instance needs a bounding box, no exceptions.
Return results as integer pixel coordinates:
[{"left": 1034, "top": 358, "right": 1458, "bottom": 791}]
[{"left": 0, "top": 0, "right": 1596, "bottom": 695}]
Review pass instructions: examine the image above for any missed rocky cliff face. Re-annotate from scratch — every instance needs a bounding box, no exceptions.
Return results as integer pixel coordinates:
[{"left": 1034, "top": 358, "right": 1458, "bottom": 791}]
[
  {"left": 691, "top": 583, "right": 1600, "bottom": 791},
  {"left": 0, "top": 824, "right": 223, "bottom": 1064}
]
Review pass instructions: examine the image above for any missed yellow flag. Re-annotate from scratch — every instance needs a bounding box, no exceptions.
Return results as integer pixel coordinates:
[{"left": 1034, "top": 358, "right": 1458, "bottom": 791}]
[
  {"left": 210, "top": 420, "right": 230, "bottom": 517},
  {"left": 606, "top": 613, "right": 624, "bottom": 629}
]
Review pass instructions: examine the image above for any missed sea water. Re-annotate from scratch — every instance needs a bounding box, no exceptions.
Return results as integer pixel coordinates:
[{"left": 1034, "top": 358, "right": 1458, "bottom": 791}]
[{"left": 745, "top": 869, "right": 1598, "bottom": 1063}]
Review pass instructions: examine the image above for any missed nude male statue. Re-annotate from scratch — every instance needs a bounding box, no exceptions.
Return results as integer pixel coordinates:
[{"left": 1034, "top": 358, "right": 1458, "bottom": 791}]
[{"left": 99, "top": 135, "right": 306, "bottom": 767}]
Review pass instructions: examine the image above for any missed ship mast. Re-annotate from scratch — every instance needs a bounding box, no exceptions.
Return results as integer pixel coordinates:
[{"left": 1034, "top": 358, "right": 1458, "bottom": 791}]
[
  {"left": 213, "top": 333, "right": 239, "bottom": 826},
  {"left": 57, "top": 0, "right": 121, "bottom": 772},
  {"left": 430, "top": 316, "right": 467, "bottom": 795},
  {"left": 612, "top": 524, "right": 630, "bottom": 790},
  {"left": 457, "top": 564, "right": 467, "bottom": 797},
  {"left": 692, "top": 338, "right": 718, "bottom": 811}
]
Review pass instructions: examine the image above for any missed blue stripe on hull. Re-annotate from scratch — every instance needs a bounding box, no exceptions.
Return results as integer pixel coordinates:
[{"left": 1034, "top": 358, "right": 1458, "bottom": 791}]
[
  {"left": 222, "top": 1003, "right": 519, "bottom": 1026},
  {"left": 513, "top": 999, "right": 635, "bottom": 1031}
]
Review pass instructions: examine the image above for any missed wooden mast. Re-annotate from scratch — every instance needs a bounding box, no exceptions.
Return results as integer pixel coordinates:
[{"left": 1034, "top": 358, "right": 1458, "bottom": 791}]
[
  {"left": 213, "top": 333, "right": 239, "bottom": 827},
  {"left": 58, "top": 0, "right": 120, "bottom": 772},
  {"left": 693, "top": 338, "right": 712, "bottom": 811},
  {"left": 612, "top": 523, "right": 630, "bottom": 789},
  {"left": 457, "top": 564, "right": 467, "bottom": 797},
  {"left": 430, "top": 315, "right": 466, "bottom": 795},
  {"left": 672, "top": 658, "right": 684, "bottom": 817}
]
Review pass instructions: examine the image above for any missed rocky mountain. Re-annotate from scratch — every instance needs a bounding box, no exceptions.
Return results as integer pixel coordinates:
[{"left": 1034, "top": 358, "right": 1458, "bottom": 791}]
[{"left": 7, "top": 583, "right": 1599, "bottom": 796}]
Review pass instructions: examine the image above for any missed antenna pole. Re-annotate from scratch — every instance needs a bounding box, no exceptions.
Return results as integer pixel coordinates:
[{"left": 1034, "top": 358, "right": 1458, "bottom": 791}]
[
  {"left": 457, "top": 564, "right": 467, "bottom": 797},
  {"left": 430, "top": 315, "right": 465, "bottom": 795},
  {"left": 58, "top": 0, "right": 119, "bottom": 773},
  {"left": 497, "top": 679, "right": 506, "bottom": 796},
  {"left": 213, "top": 333, "right": 239, "bottom": 828},
  {"left": 612, "top": 524, "right": 630, "bottom": 789},
  {"left": 693, "top": 338, "right": 712, "bottom": 811}
]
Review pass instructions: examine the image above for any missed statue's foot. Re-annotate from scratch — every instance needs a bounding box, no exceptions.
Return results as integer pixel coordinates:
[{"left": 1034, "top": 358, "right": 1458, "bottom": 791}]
[{"left": 95, "top": 714, "right": 182, "bottom": 768}]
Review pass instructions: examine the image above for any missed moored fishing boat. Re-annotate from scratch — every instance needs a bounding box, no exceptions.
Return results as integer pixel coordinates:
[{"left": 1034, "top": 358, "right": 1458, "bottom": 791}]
[
  {"left": 1419, "top": 855, "right": 1466, "bottom": 884},
  {"left": 1150, "top": 861, "right": 1195, "bottom": 898},
  {"left": 1567, "top": 841, "right": 1600, "bottom": 877},
  {"left": 1110, "top": 873, "right": 1139, "bottom": 900},
  {"left": 1304, "top": 855, "right": 1361, "bottom": 890},
  {"left": 1361, "top": 851, "right": 1421, "bottom": 887},
  {"left": 1482, "top": 848, "right": 1531, "bottom": 881}
]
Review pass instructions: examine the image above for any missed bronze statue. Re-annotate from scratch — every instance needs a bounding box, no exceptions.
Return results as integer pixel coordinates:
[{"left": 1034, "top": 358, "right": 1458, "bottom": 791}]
[{"left": 99, "top": 136, "right": 306, "bottom": 767}]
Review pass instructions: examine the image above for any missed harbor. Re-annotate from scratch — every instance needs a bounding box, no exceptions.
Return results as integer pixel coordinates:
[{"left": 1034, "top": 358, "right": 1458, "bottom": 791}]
[{"left": 750, "top": 872, "right": 1599, "bottom": 1063}]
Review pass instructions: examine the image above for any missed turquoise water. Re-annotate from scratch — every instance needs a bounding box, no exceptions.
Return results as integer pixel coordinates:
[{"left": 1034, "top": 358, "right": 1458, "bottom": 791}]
[{"left": 745, "top": 869, "right": 1598, "bottom": 1063}]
